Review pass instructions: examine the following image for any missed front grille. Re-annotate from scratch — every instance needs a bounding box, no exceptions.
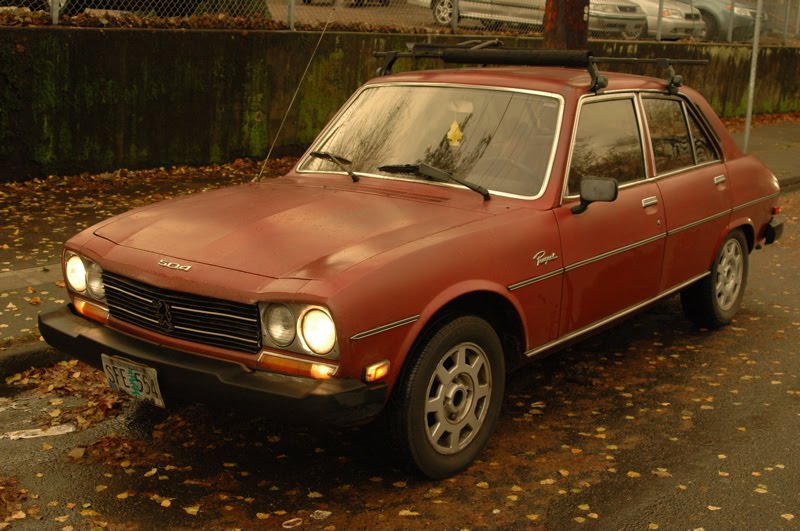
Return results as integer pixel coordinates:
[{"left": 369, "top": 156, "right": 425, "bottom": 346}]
[
  {"left": 618, "top": 5, "right": 637, "bottom": 12},
  {"left": 103, "top": 272, "right": 261, "bottom": 354},
  {"left": 685, "top": 13, "right": 701, "bottom": 20}
]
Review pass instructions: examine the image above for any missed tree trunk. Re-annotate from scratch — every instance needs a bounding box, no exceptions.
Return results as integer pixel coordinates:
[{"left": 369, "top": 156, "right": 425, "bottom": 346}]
[{"left": 543, "top": 0, "right": 590, "bottom": 49}]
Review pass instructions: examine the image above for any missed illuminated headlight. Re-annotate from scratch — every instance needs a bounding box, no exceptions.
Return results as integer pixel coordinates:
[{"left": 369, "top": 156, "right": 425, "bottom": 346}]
[
  {"left": 65, "top": 253, "right": 105, "bottom": 301},
  {"left": 264, "top": 304, "right": 296, "bottom": 347},
  {"left": 65, "top": 254, "right": 87, "bottom": 293},
  {"left": 301, "top": 309, "right": 336, "bottom": 355}
]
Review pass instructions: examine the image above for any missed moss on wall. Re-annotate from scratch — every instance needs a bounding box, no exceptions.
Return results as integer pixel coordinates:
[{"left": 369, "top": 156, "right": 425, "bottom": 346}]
[{"left": 0, "top": 28, "right": 798, "bottom": 181}]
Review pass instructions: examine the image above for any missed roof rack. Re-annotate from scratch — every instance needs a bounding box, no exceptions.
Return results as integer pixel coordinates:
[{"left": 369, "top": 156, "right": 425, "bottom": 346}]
[{"left": 373, "top": 42, "right": 708, "bottom": 95}]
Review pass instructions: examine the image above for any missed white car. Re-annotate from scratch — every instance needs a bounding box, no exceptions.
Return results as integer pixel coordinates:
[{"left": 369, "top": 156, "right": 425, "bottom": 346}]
[{"left": 624, "top": 0, "right": 705, "bottom": 39}]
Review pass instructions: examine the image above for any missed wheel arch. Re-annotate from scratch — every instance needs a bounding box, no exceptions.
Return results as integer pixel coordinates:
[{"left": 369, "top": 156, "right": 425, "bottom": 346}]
[{"left": 404, "top": 289, "right": 527, "bottom": 379}]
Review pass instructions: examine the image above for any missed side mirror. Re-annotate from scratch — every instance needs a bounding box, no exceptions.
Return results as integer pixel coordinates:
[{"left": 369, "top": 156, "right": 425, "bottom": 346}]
[{"left": 571, "top": 177, "right": 619, "bottom": 214}]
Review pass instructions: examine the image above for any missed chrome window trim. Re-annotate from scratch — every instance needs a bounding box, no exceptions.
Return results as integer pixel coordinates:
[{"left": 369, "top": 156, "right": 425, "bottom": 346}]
[
  {"left": 296, "top": 82, "right": 565, "bottom": 201},
  {"left": 561, "top": 92, "right": 649, "bottom": 203},
  {"left": 523, "top": 271, "right": 709, "bottom": 358},
  {"left": 350, "top": 315, "right": 420, "bottom": 341}
]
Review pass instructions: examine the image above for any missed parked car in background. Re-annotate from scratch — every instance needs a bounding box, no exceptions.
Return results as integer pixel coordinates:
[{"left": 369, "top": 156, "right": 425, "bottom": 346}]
[
  {"left": 678, "top": 0, "right": 761, "bottom": 40},
  {"left": 588, "top": 0, "right": 647, "bottom": 36},
  {"left": 624, "top": 0, "right": 705, "bottom": 39},
  {"left": 41, "top": 44, "right": 784, "bottom": 479},
  {"left": 429, "top": 0, "right": 646, "bottom": 39}
]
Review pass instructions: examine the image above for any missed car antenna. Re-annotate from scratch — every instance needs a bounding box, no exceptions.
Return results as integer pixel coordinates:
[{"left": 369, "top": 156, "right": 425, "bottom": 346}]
[{"left": 253, "top": 11, "right": 335, "bottom": 183}]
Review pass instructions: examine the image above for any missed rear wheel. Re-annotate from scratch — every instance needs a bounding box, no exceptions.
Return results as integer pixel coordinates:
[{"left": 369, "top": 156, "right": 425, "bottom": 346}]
[
  {"left": 701, "top": 11, "right": 718, "bottom": 40},
  {"left": 681, "top": 229, "right": 748, "bottom": 328},
  {"left": 387, "top": 315, "right": 505, "bottom": 479}
]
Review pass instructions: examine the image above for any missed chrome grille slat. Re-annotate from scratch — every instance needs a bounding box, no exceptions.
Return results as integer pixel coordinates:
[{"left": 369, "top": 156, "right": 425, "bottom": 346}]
[{"left": 103, "top": 272, "right": 261, "bottom": 354}]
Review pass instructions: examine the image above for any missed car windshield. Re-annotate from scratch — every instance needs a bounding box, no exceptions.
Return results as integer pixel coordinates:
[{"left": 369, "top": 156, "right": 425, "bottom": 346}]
[{"left": 298, "top": 84, "right": 561, "bottom": 198}]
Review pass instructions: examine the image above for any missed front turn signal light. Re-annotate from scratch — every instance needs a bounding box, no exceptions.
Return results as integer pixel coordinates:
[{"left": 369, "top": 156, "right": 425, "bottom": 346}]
[
  {"left": 74, "top": 298, "right": 109, "bottom": 325},
  {"left": 363, "top": 360, "right": 390, "bottom": 383}
]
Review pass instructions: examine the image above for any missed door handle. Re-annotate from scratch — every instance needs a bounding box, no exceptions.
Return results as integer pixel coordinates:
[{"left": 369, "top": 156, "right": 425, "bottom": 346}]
[
  {"left": 714, "top": 175, "right": 727, "bottom": 185},
  {"left": 641, "top": 196, "right": 659, "bottom": 208}
]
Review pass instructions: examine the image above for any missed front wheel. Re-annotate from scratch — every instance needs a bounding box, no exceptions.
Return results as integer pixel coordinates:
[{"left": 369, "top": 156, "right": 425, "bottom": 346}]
[
  {"left": 432, "top": 0, "right": 455, "bottom": 26},
  {"left": 681, "top": 229, "right": 748, "bottom": 328},
  {"left": 387, "top": 316, "right": 505, "bottom": 478}
]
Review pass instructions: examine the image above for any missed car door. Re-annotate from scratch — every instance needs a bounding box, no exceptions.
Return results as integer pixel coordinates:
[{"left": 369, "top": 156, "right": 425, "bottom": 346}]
[
  {"left": 493, "top": 0, "right": 546, "bottom": 26},
  {"left": 555, "top": 96, "right": 666, "bottom": 335},
  {"left": 641, "top": 96, "right": 731, "bottom": 291}
]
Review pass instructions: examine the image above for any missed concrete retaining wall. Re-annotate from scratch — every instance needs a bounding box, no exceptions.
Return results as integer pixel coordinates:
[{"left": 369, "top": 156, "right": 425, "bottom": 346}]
[{"left": 1, "top": 28, "right": 798, "bottom": 181}]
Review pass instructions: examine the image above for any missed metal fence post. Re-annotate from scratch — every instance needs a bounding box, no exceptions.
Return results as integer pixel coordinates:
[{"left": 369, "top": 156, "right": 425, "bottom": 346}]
[
  {"left": 452, "top": 0, "right": 459, "bottom": 33},
  {"left": 656, "top": 0, "right": 664, "bottom": 40},
  {"left": 744, "top": 0, "right": 763, "bottom": 153},
  {"left": 783, "top": 0, "right": 791, "bottom": 42},
  {"left": 288, "top": 0, "right": 295, "bottom": 30},
  {"left": 727, "top": 0, "right": 735, "bottom": 42},
  {"left": 796, "top": 0, "right": 800, "bottom": 35},
  {"left": 51, "top": 0, "right": 59, "bottom": 25}
]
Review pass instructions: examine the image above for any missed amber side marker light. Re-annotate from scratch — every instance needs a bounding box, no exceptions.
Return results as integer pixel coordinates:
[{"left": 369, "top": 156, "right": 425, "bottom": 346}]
[
  {"left": 257, "top": 353, "right": 338, "bottom": 380},
  {"left": 363, "top": 360, "right": 390, "bottom": 383},
  {"left": 74, "top": 299, "right": 109, "bottom": 324}
]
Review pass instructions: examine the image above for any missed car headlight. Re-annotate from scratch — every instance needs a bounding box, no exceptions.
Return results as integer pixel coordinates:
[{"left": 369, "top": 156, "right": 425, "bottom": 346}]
[
  {"left": 65, "top": 254, "right": 87, "bottom": 293},
  {"left": 661, "top": 7, "right": 682, "bottom": 18},
  {"left": 86, "top": 261, "right": 105, "bottom": 299},
  {"left": 65, "top": 253, "right": 105, "bottom": 301},
  {"left": 301, "top": 309, "right": 336, "bottom": 355},
  {"left": 592, "top": 4, "right": 615, "bottom": 13},
  {"left": 733, "top": 6, "right": 753, "bottom": 16},
  {"left": 264, "top": 304, "right": 296, "bottom": 347}
]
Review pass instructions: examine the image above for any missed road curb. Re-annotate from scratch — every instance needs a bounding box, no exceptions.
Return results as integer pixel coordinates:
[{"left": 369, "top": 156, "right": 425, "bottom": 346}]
[
  {"left": 780, "top": 175, "right": 800, "bottom": 192},
  {"left": 0, "top": 342, "right": 68, "bottom": 378}
]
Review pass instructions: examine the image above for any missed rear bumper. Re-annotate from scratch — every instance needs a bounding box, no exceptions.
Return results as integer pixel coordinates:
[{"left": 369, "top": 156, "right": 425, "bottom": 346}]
[
  {"left": 39, "top": 306, "right": 387, "bottom": 426},
  {"left": 765, "top": 214, "right": 785, "bottom": 244}
]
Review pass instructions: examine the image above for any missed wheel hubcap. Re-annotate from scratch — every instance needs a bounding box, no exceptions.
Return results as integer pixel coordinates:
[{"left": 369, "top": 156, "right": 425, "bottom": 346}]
[
  {"left": 424, "top": 342, "right": 491, "bottom": 455},
  {"left": 434, "top": 0, "right": 453, "bottom": 23},
  {"left": 715, "top": 238, "right": 743, "bottom": 311}
]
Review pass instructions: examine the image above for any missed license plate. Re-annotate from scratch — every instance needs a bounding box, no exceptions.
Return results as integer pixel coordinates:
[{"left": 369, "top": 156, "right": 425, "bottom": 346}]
[{"left": 101, "top": 354, "right": 165, "bottom": 408}]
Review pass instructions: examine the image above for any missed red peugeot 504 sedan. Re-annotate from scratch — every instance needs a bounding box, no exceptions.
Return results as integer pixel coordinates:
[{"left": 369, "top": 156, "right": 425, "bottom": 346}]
[{"left": 41, "top": 45, "right": 784, "bottom": 478}]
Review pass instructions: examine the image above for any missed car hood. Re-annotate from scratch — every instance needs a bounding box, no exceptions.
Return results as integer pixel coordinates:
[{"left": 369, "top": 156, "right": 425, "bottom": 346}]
[{"left": 93, "top": 179, "right": 490, "bottom": 280}]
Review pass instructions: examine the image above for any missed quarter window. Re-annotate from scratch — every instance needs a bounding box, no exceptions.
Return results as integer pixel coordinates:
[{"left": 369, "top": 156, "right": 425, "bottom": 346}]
[
  {"left": 568, "top": 99, "right": 645, "bottom": 195},
  {"left": 686, "top": 111, "right": 719, "bottom": 164},
  {"left": 643, "top": 98, "right": 695, "bottom": 174}
]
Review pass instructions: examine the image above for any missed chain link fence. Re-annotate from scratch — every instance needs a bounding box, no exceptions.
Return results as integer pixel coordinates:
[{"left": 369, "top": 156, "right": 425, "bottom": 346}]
[{"left": 1, "top": 0, "right": 798, "bottom": 42}]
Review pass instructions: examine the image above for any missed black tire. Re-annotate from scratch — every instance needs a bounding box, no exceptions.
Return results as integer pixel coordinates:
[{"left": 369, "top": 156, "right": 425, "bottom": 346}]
[
  {"left": 387, "top": 315, "right": 505, "bottom": 479},
  {"left": 701, "top": 11, "right": 718, "bottom": 40},
  {"left": 623, "top": 20, "right": 647, "bottom": 39},
  {"left": 681, "top": 229, "right": 748, "bottom": 328},
  {"left": 432, "top": 0, "right": 454, "bottom": 26}
]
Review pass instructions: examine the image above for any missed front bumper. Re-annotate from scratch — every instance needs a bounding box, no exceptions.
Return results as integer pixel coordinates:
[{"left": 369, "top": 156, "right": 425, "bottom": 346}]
[
  {"left": 589, "top": 13, "right": 646, "bottom": 34},
  {"left": 39, "top": 306, "right": 387, "bottom": 426}
]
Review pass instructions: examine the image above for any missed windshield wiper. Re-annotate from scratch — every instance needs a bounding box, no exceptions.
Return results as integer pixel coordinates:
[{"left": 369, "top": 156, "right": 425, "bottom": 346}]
[
  {"left": 309, "top": 151, "right": 359, "bottom": 182},
  {"left": 377, "top": 162, "right": 490, "bottom": 201}
]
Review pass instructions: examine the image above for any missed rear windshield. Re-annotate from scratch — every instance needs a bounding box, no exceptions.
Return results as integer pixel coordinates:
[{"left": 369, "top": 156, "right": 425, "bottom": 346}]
[{"left": 299, "top": 84, "right": 561, "bottom": 198}]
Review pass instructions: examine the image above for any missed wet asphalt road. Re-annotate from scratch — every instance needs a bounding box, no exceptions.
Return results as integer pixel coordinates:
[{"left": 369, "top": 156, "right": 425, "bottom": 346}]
[{"left": 1, "top": 189, "right": 798, "bottom": 530}]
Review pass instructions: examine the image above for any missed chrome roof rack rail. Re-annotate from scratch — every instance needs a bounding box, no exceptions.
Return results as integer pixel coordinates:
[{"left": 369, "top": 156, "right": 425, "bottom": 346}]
[{"left": 374, "top": 43, "right": 707, "bottom": 95}]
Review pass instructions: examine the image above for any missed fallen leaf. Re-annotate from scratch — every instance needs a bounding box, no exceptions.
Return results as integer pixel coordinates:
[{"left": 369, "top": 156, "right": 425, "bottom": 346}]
[
  {"left": 116, "top": 492, "right": 130, "bottom": 500},
  {"left": 476, "top": 482, "right": 489, "bottom": 489},
  {"left": 627, "top": 471, "right": 641, "bottom": 478},
  {"left": 307, "top": 491, "right": 323, "bottom": 498},
  {"left": 707, "top": 505, "right": 721, "bottom": 511},
  {"left": 256, "top": 513, "right": 270, "bottom": 520},
  {"left": 160, "top": 499, "right": 171, "bottom": 508},
  {"left": 183, "top": 506, "right": 200, "bottom": 515},
  {"left": 398, "top": 509, "right": 419, "bottom": 516},
  {"left": 527, "top": 514, "right": 540, "bottom": 521}
]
